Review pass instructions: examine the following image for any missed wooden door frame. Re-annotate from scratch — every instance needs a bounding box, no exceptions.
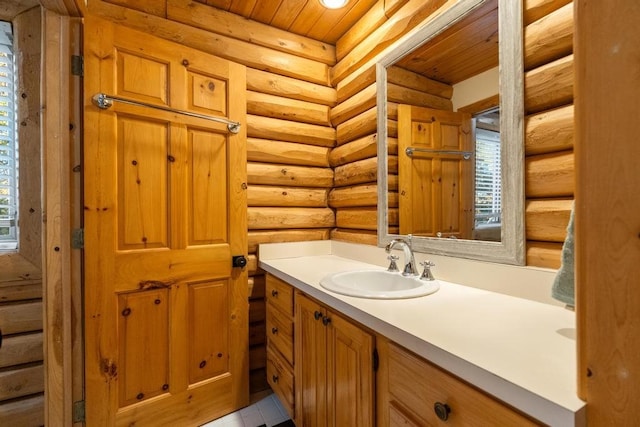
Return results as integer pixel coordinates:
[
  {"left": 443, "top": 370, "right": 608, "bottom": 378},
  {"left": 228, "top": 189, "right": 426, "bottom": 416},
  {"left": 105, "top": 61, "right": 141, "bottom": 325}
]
[
  {"left": 40, "top": 1, "right": 84, "bottom": 426},
  {"left": 575, "top": 0, "right": 640, "bottom": 423}
]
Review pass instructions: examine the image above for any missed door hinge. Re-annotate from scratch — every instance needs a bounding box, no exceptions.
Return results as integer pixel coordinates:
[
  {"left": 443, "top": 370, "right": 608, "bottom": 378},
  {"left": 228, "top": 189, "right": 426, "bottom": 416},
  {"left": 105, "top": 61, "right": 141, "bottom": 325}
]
[
  {"left": 72, "top": 228, "right": 84, "bottom": 249},
  {"left": 73, "top": 400, "right": 85, "bottom": 423},
  {"left": 373, "top": 348, "right": 379, "bottom": 372},
  {"left": 71, "top": 55, "right": 83, "bottom": 77}
]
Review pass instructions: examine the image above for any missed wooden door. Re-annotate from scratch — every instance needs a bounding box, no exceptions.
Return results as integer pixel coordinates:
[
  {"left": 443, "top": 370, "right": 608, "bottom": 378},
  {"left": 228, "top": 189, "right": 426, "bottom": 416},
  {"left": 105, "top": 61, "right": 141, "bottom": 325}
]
[
  {"left": 398, "top": 105, "right": 474, "bottom": 239},
  {"left": 326, "top": 310, "right": 374, "bottom": 427},
  {"left": 83, "top": 17, "right": 248, "bottom": 426},
  {"left": 295, "top": 293, "right": 327, "bottom": 427}
]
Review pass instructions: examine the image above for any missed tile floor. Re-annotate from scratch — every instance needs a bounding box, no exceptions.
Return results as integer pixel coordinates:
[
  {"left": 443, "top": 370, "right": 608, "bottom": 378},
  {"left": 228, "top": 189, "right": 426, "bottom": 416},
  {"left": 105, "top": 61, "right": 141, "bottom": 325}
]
[{"left": 201, "top": 393, "right": 291, "bottom": 427}]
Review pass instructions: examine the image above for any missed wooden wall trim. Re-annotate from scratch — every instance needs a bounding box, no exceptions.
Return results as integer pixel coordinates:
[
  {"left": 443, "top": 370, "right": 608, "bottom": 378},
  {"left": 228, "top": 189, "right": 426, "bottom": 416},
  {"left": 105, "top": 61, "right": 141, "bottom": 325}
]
[
  {"left": 41, "top": 9, "right": 73, "bottom": 427},
  {"left": 15, "top": 7, "right": 43, "bottom": 268},
  {"left": 575, "top": 0, "right": 640, "bottom": 421}
]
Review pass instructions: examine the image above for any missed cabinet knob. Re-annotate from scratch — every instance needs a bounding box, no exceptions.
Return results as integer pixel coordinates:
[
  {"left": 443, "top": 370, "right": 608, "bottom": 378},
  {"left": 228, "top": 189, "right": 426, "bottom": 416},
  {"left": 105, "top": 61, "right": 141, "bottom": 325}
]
[
  {"left": 322, "top": 316, "right": 331, "bottom": 326},
  {"left": 434, "top": 402, "right": 451, "bottom": 421},
  {"left": 314, "top": 310, "right": 322, "bottom": 320},
  {"left": 271, "top": 289, "right": 278, "bottom": 297},
  {"left": 271, "top": 327, "right": 278, "bottom": 335},
  {"left": 272, "top": 374, "right": 279, "bottom": 383}
]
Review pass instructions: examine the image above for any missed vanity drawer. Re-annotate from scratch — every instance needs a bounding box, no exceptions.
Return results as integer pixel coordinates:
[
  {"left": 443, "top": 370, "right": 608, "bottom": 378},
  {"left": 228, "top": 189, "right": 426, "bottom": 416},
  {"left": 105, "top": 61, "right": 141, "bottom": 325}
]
[
  {"left": 267, "top": 347, "right": 294, "bottom": 419},
  {"left": 266, "top": 274, "right": 294, "bottom": 316},
  {"left": 389, "top": 402, "right": 421, "bottom": 427},
  {"left": 385, "top": 341, "right": 540, "bottom": 426},
  {"left": 266, "top": 302, "right": 294, "bottom": 365}
]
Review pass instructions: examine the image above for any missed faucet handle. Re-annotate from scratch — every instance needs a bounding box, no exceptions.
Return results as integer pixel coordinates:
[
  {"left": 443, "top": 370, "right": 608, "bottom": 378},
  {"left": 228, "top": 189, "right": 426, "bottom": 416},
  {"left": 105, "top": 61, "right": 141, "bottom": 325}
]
[
  {"left": 420, "top": 261, "right": 436, "bottom": 281},
  {"left": 387, "top": 255, "right": 399, "bottom": 272}
]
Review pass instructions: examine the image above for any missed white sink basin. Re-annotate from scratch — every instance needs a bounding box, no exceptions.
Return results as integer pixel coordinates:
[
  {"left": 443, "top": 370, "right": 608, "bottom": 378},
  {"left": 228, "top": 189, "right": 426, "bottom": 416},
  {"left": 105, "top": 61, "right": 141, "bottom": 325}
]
[{"left": 320, "top": 269, "right": 440, "bottom": 299}]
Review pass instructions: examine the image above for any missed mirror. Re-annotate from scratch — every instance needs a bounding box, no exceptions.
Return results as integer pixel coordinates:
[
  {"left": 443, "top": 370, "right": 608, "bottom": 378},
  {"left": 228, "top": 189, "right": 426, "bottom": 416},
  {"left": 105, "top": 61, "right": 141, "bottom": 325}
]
[{"left": 376, "top": 0, "right": 524, "bottom": 264}]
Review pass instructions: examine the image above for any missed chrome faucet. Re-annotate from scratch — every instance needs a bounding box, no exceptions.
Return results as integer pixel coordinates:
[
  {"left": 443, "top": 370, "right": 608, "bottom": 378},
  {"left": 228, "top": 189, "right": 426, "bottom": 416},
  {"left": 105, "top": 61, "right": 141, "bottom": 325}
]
[{"left": 385, "top": 236, "right": 418, "bottom": 276}]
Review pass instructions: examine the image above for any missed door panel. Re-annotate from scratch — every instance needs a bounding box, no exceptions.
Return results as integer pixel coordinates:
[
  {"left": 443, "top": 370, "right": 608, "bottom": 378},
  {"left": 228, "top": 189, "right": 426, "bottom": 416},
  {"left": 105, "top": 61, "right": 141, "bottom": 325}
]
[
  {"left": 189, "top": 281, "right": 229, "bottom": 384},
  {"left": 118, "top": 289, "right": 170, "bottom": 407},
  {"left": 117, "top": 115, "right": 169, "bottom": 250},
  {"left": 188, "top": 129, "right": 228, "bottom": 245},
  {"left": 189, "top": 73, "right": 227, "bottom": 116},
  {"left": 84, "top": 16, "right": 248, "bottom": 426},
  {"left": 116, "top": 50, "right": 169, "bottom": 104}
]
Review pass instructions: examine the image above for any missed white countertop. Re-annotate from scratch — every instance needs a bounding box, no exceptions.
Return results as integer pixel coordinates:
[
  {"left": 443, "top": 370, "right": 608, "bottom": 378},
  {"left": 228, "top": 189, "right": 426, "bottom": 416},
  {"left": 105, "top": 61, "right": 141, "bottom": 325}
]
[{"left": 258, "top": 240, "right": 585, "bottom": 427}]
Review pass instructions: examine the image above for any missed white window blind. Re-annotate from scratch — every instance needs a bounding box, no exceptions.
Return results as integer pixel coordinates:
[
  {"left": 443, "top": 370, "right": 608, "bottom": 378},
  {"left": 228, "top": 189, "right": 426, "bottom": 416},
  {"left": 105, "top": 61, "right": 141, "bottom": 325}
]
[
  {"left": 474, "top": 128, "right": 501, "bottom": 226},
  {"left": 0, "top": 21, "right": 17, "bottom": 249}
]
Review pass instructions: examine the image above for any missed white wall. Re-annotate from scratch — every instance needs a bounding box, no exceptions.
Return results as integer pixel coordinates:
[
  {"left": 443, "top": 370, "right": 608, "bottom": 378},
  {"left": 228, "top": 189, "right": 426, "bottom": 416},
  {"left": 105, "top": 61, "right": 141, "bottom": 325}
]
[{"left": 451, "top": 66, "right": 499, "bottom": 111}]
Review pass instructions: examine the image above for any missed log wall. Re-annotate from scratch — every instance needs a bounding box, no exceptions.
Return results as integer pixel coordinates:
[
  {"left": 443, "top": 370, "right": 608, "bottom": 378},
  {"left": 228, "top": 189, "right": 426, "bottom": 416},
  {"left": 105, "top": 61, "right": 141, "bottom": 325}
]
[
  {"left": 522, "top": 0, "right": 574, "bottom": 268},
  {"left": 329, "top": 0, "right": 574, "bottom": 269},
  {"left": 0, "top": 256, "right": 44, "bottom": 426}
]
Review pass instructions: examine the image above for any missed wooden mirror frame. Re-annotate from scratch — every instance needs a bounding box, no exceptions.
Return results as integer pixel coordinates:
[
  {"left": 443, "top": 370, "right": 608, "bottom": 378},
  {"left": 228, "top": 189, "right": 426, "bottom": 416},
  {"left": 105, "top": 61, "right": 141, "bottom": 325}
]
[{"left": 376, "top": 0, "right": 524, "bottom": 265}]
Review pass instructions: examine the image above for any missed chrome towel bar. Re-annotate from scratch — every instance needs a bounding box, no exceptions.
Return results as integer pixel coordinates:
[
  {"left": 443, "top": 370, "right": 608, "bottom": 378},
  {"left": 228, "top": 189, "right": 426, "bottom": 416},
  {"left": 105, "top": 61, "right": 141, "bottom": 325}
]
[
  {"left": 91, "top": 92, "right": 241, "bottom": 134},
  {"left": 405, "top": 146, "right": 473, "bottom": 160}
]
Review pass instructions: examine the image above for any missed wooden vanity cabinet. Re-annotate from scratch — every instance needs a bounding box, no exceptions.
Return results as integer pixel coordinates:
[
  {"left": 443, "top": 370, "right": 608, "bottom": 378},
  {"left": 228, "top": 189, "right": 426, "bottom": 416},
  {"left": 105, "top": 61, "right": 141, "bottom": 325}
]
[
  {"left": 265, "top": 274, "right": 295, "bottom": 418},
  {"left": 266, "top": 273, "right": 538, "bottom": 427},
  {"left": 295, "top": 292, "right": 375, "bottom": 427},
  {"left": 376, "top": 336, "right": 541, "bottom": 426}
]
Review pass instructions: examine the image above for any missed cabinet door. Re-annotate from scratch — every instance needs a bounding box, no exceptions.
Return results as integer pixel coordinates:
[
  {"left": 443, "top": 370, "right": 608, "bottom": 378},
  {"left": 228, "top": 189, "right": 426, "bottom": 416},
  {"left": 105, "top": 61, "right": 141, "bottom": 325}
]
[
  {"left": 295, "top": 294, "right": 327, "bottom": 427},
  {"left": 327, "top": 310, "right": 375, "bottom": 427}
]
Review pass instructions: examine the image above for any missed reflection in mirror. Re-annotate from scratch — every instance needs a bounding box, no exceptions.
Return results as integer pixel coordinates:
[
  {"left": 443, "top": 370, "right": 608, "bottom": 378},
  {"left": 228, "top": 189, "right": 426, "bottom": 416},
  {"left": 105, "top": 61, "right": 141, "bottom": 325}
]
[
  {"left": 376, "top": 0, "right": 524, "bottom": 264},
  {"left": 473, "top": 109, "right": 501, "bottom": 241}
]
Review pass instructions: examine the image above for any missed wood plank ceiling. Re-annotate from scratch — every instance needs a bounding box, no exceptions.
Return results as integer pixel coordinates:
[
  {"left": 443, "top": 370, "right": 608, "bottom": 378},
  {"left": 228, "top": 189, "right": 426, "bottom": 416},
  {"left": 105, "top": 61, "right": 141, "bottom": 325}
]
[
  {"left": 395, "top": 0, "right": 498, "bottom": 85},
  {"left": 195, "top": 0, "right": 377, "bottom": 44}
]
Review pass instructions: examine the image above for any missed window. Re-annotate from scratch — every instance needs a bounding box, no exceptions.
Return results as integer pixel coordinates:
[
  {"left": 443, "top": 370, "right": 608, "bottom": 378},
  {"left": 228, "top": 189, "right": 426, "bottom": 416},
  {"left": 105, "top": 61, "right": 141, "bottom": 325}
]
[
  {"left": 0, "top": 21, "right": 17, "bottom": 249},
  {"left": 474, "top": 127, "right": 501, "bottom": 227}
]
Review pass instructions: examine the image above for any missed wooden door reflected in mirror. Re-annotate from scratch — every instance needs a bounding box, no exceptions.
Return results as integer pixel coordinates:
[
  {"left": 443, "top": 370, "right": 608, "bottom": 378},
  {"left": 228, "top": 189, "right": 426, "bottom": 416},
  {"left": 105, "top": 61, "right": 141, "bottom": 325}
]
[{"left": 398, "top": 106, "right": 474, "bottom": 240}]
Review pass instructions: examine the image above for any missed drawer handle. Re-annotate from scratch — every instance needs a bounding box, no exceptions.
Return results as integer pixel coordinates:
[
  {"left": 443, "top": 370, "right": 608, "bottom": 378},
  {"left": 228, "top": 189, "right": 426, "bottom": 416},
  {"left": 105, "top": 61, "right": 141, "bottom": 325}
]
[
  {"left": 322, "top": 316, "right": 331, "bottom": 326},
  {"left": 271, "top": 327, "right": 278, "bottom": 335},
  {"left": 314, "top": 311, "right": 322, "bottom": 320},
  {"left": 271, "top": 289, "right": 278, "bottom": 297},
  {"left": 272, "top": 374, "right": 279, "bottom": 383},
  {"left": 434, "top": 402, "right": 451, "bottom": 421}
]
